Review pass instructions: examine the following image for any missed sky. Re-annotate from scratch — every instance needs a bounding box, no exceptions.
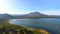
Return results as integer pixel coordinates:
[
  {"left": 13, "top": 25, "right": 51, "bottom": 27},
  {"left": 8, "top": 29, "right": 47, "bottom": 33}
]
[{"left": 0, "top": 0, "right": 60, "bottom": 15}]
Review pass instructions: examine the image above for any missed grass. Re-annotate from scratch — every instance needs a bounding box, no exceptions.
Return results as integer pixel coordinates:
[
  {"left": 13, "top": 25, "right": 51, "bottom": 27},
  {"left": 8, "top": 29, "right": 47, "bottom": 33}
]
[{"left": 0, "top": 19, "right": 51, "bottom": 34}]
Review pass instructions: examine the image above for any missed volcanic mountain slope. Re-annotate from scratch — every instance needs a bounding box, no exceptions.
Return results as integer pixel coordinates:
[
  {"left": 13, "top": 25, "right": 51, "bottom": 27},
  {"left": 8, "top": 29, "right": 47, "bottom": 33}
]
[
  {"left": 15, "top": 12, "right": 47, "bottom": 18},
  {"left": 0, "top": 12, "right": 60, "bottom": 19}
]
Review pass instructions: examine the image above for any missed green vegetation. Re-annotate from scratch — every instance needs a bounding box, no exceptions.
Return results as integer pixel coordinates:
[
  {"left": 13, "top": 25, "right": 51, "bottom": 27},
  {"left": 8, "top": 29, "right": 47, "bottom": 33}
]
[{"left": 0, "top": 19, "right": 51, "bottom": 34}]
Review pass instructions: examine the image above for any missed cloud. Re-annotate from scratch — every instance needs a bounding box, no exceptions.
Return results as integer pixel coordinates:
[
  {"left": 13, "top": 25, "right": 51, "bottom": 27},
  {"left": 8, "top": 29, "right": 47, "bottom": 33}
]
[
  {"left": 0, "top": 9, "right": 18, "bottom": 14},
  {"left": 0, "top": 8, "right": 60, "bottom": 15},
  {"left": 0, "top": 9, "right": 34, "bottom": 14},
  {"left": 40, "top": 10, "right": 60, "bottom": 15}
]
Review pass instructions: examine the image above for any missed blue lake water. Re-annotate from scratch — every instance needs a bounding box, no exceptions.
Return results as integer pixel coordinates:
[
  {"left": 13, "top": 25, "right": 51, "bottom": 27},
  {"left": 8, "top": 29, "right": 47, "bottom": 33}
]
[{"left": 9, "top": 18, "right": 60, "bottom": 34}]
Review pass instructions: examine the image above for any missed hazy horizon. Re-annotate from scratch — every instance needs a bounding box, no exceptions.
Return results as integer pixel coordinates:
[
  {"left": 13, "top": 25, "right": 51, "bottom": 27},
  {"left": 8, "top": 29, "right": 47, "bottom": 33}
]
[{"left": 0, "top": 0, "right": 60, "bottom": 15}]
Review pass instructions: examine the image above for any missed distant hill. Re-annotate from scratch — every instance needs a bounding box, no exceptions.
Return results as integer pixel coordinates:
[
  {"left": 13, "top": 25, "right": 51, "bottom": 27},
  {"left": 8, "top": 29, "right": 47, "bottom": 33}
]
[
  {"left": 18, "top": 12, "right": 48, "bottom": 18},
  {"left": 0, "top": 12, "right": 60, "bottom": 19},
  {"left": 0, "top": 14, "right": 14, "bottom": 19},
  {"left": 14, "top": 12, "right": 60, "bottom": 18}
]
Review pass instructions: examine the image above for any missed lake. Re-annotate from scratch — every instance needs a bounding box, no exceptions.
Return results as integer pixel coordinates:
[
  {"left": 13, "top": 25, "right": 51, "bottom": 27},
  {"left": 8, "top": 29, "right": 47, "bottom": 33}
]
[{"left": 9, "top": 18, "right": 60, "bottom": 34}]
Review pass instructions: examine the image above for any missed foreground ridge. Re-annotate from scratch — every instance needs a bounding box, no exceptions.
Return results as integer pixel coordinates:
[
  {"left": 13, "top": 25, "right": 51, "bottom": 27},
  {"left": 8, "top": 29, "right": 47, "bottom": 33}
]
[{"left": 0, "top": 19, "right": 51, "bottom": 34}]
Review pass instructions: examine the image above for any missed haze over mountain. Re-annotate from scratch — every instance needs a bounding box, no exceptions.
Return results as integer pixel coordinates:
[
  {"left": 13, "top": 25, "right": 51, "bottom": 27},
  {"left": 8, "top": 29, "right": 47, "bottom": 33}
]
[
  {"left": 0, "top": 14, "right": 14, "bottom": 19},
  {"left": 18, "top": 12, "right": 47, "bottom": 18},
  {"left": 0, "top": 12, "right": 60, "bottom": 19}
]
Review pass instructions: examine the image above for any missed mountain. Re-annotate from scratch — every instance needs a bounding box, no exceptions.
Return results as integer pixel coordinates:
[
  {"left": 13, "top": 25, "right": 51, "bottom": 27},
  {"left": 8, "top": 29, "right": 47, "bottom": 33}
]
[
  {"left": 14, "top": 12, "right": 60, "bottom": 18},
  {"left": 24, "top": 12, "right": 47, "bottom": 17},
  {"left": 0, "top": 14, "right": 14, "bottom": 19},
  {"left": 0, "top": 12, "right": 60, "bottom": 19},
  {"left": 19, "top": 12, "right": 47, "bottom": 18}
]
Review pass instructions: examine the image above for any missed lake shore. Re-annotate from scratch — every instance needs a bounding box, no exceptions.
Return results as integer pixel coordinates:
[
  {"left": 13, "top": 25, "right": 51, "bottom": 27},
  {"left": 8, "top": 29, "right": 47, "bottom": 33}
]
[{"left": 0, "top": 19, "right": 51, "bottom": 34}]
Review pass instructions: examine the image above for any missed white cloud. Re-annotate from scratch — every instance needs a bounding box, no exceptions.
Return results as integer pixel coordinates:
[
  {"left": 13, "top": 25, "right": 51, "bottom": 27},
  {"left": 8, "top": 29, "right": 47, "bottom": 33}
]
[
  {"left": 0, "top": 9, "right": 60, "bottom": 15},
  {"left": 40, "top": 10, "right": 60, "bottom": 15},
  {"left": 0, "top": 9, "right": 34, "bottom": 14}
]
